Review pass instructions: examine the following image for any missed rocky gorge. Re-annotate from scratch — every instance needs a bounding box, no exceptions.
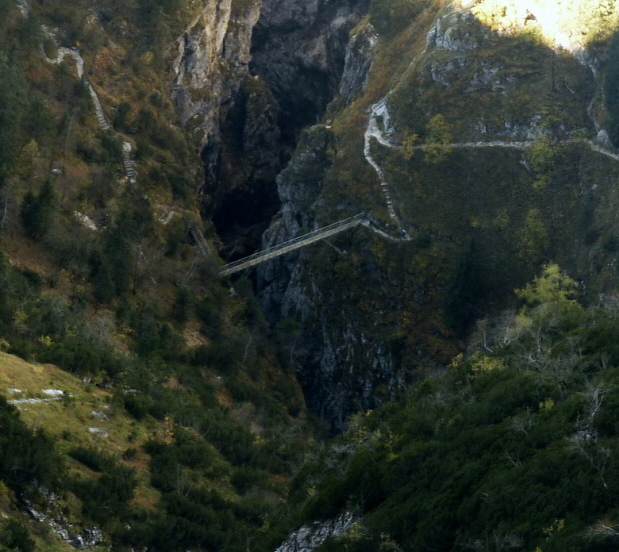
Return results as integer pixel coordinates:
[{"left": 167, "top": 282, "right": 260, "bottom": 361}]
[
  {"left": 172, "top": 0, "right": 369, "bottom": 260},
  {"left": 164, "top": 0, "right": 619, "bottom": 431},
  {"left": 6, "top": 0, "right": 619, "bottom": 549},
  {"left": 234, "top": 0, "right": 619, "bottom": 430}
]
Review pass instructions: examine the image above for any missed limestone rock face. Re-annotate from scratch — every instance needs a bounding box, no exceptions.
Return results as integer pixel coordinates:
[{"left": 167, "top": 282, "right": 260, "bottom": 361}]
[
  {"left": 256, "top": 18, "right": 393, "bottom": 431},
  {"left": 172, "top": 0, "right": 262, "bottom": 208},
  {"left": 258, "top": 126, "right": 334, "bottom": 319},
  {"left": 257, "top": 129, "right": 400, "bottom": 431},
  {"left": 273, "top": 513, "right": 354, "bottom": 552},
  {"left": 211, "top": 75, "right": 283, "bottom": 256},
  {"left": 174, "top": 0, "right": 370, "bottom": 254},
  {"left": 171, "top": 0, "right": 281, "bottom": 253},
  {"left": 251, "top": 0, "right": 371, "bottom": 149},
  {"left": 172, "top": 0, "right": 260, "bottom": 145},
  {"left": 339, "top": 22, "right": 377, "bottom": 107}
]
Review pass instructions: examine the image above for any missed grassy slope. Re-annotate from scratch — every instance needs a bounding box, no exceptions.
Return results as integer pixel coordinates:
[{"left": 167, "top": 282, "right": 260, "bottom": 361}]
[{"left": 0, "top": 351, "right": 154, "bottom": 551}]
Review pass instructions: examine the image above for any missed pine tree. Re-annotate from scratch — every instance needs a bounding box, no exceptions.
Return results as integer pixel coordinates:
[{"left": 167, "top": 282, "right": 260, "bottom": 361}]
[
  {"left": 0, "top": 53, "right": 25, "bottom": 187},
  {"left": 20, "top": 180, "right": 55, "bottom": 239}
]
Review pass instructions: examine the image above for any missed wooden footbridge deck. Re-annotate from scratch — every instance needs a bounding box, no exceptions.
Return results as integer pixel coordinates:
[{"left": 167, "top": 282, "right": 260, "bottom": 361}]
[{"left": 218, "top": 214, "right": 367, "bottom": 277}]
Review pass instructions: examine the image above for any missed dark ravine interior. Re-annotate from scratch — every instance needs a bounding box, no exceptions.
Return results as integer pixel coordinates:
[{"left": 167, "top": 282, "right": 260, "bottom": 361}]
[
  {"left": 6, "top": 0, "right": 619, "bottom": 550},
  {"left": 208, "top": 0, "right": 370, "bottom": 259}
]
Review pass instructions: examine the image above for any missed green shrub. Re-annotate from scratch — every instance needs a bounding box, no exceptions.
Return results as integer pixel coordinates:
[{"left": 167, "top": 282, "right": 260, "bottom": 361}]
[
  {"left": 0, "top": 396, "right": 63, "bottom": 494},
  {"left": 38, "top": 337, "right": 123, "bottom": 378},
  {"left": 605, "top": 31, "right": 619, "bottom": 146},
  {"left": 20, "top": 180, "right": 55, "bottom": 240},
  {"left": 0, "top": 520, "right": 35, "bottom": 552},
  {"left": 69, "top": 446, "right": 116, "bottom": 472},
  {"left": 0, "top": 54, "right": 26, "bottom": 186},
  {"left": 195, "top": 298, "right": 223, "bottom": 338},
  {"left": 73, "top": 464, "right": 137, "bottom": 524},
  {"left": 123, "top": 394, "right": 150, "bottom": 421},
  {"left": 114, "top": 101, "right": 132, "bottom": 131},
  {"left": 231, "top": 467, "right": 262, "bottom": 495}
]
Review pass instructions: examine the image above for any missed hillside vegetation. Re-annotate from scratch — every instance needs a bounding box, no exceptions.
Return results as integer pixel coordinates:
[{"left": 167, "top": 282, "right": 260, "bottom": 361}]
[
  {"left": 0, "top": 0, "right": 316, "bottom": 549},
  {"left": 6, "top": 0, "right": 619, "bottom": 550},
  {"left": 259, "top": 0, "right": 619, "bottom": 429},
  {"left": 270, "top": 265, "right": 619, "bottom": 552},
  {"left": 0, "top": 250, "right": 312, "bottom": 552}
]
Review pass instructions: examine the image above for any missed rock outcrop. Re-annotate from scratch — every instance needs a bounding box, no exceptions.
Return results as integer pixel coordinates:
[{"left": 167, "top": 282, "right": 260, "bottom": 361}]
[
  {"left": 173, "top": 0, "right": 370, "bottom": 255},
  {"left": 172, "top": 0, "right": 285, "bottom": 255},
  {"left": 258, "top": 126, "right": 335, "bottom": 319},
  {"left": 256, "top": 23, "right": 399, "bottom": 429},
  {"left": 339, "top": 22, "right": 377, "bottom": 107},
  {"left": 274, "top": 512, "right": 355, "bottom": 552},
  {"left": 251, "top": 0, "right": 371, "bottom": 151},
  {"left": 172, "top": 0, "right": 261, "bottom": 147},
  {"left": 254, "top": 10, "right": 416, "bottom": 432}
]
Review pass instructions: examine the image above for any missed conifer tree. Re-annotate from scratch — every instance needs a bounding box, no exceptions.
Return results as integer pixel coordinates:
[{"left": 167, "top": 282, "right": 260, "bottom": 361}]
[
  {"left": 0, "top": 54, "right": 24, "bottom": 187},
  {"left": 20, "top": 180, "right": 55, "bottom": 239}
]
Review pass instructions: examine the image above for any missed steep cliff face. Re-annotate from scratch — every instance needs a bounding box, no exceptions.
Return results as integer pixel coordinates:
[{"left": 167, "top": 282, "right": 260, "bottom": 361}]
[
  {"left": 211, "top": 75, "right": 283, "bottom": 255},
  {"left": 256, "top": 60, "right": 412, "bottom": 429},
  {"left": 256, "top": 17, "right": 378, "bottom": 315},
  {"left": 172, "top": 0, "right": 260, "bottom": 147},
  {"left": 273, "top": 513, "right": 355, "bottom": 552},
  {"left": 251, "top": 0, "right": 371, "bottom": 150},
  {"left": 172, "top": 0, "right": 274, "bottom": 256},
  {"left": 338, "top": 22, "right": 377, "bottom": 107},
  {"left": 257, "top": 0, "right": 619, "bottom": 429},
  {"left": 175, "top": 0, "right": 370, "bottom": 257}
]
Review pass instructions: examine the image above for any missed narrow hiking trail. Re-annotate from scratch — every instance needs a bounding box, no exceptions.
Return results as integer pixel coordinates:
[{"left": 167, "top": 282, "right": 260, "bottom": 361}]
[
  {"left": 361, "top": 17, "right": 619, "bottom": 233},
  {"left": 364, "top": 99, "right": 406, "bottom": 230},
  {"left": 363, "top": 91, "right": 619, "bottom": 232},
  {"left": 20, "top": 1, "right": 139, "bottom": 184}
]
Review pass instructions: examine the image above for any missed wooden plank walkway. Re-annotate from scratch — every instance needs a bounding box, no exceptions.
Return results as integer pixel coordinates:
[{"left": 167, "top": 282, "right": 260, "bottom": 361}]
[{"left": 219, "top": 214, "right": 366, "bottom": 277}]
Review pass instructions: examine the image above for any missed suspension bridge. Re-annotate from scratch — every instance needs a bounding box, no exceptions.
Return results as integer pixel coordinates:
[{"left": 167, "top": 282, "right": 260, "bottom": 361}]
[{"left": 219, "top": 214, "right": 377, "bottom": 277}]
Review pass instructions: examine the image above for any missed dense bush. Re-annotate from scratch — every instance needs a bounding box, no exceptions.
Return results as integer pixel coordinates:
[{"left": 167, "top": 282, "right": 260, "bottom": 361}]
[
  {"left": 138, "top": 429, "right": 276, "bottom": 551},
  {"left": 68, "top": 446, "right": 116, "bottom": 472},
  {"left": 0, "top": 53, "right": 26, "bottom": 186},
  {"left": 38, "top": 337, "right": 123, "bottom": 378},
  {"left": 0, "top": 396, "right": 62, "bottom": 496},
  {"left": 69, "top": 447, "right": 137, "bottom": 524},
  {"left": 20, "top": 180, "right": 55, "bottom": 240},
  {"left": 72, "top": 462, "right": 136, "bottom": 524},
  {"left": 89, "top": 192, "right": 153, "bottom": 301},
  {"left": 0, "top": 520, "right": 35, "bottom": 552}
]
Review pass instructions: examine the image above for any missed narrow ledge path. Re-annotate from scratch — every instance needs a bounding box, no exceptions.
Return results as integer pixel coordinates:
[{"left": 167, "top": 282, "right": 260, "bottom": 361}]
[
  {"left": 24, "top": 3, "right": 139, "bottom": 184},
  {"left": 364, "top": 99, "right": 403, "bottom": 229}
]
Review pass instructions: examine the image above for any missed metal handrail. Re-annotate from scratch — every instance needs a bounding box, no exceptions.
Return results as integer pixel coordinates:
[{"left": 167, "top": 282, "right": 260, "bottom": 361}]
[{"left": 219, "top": 213, "right": 366, "bottom": 275}]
